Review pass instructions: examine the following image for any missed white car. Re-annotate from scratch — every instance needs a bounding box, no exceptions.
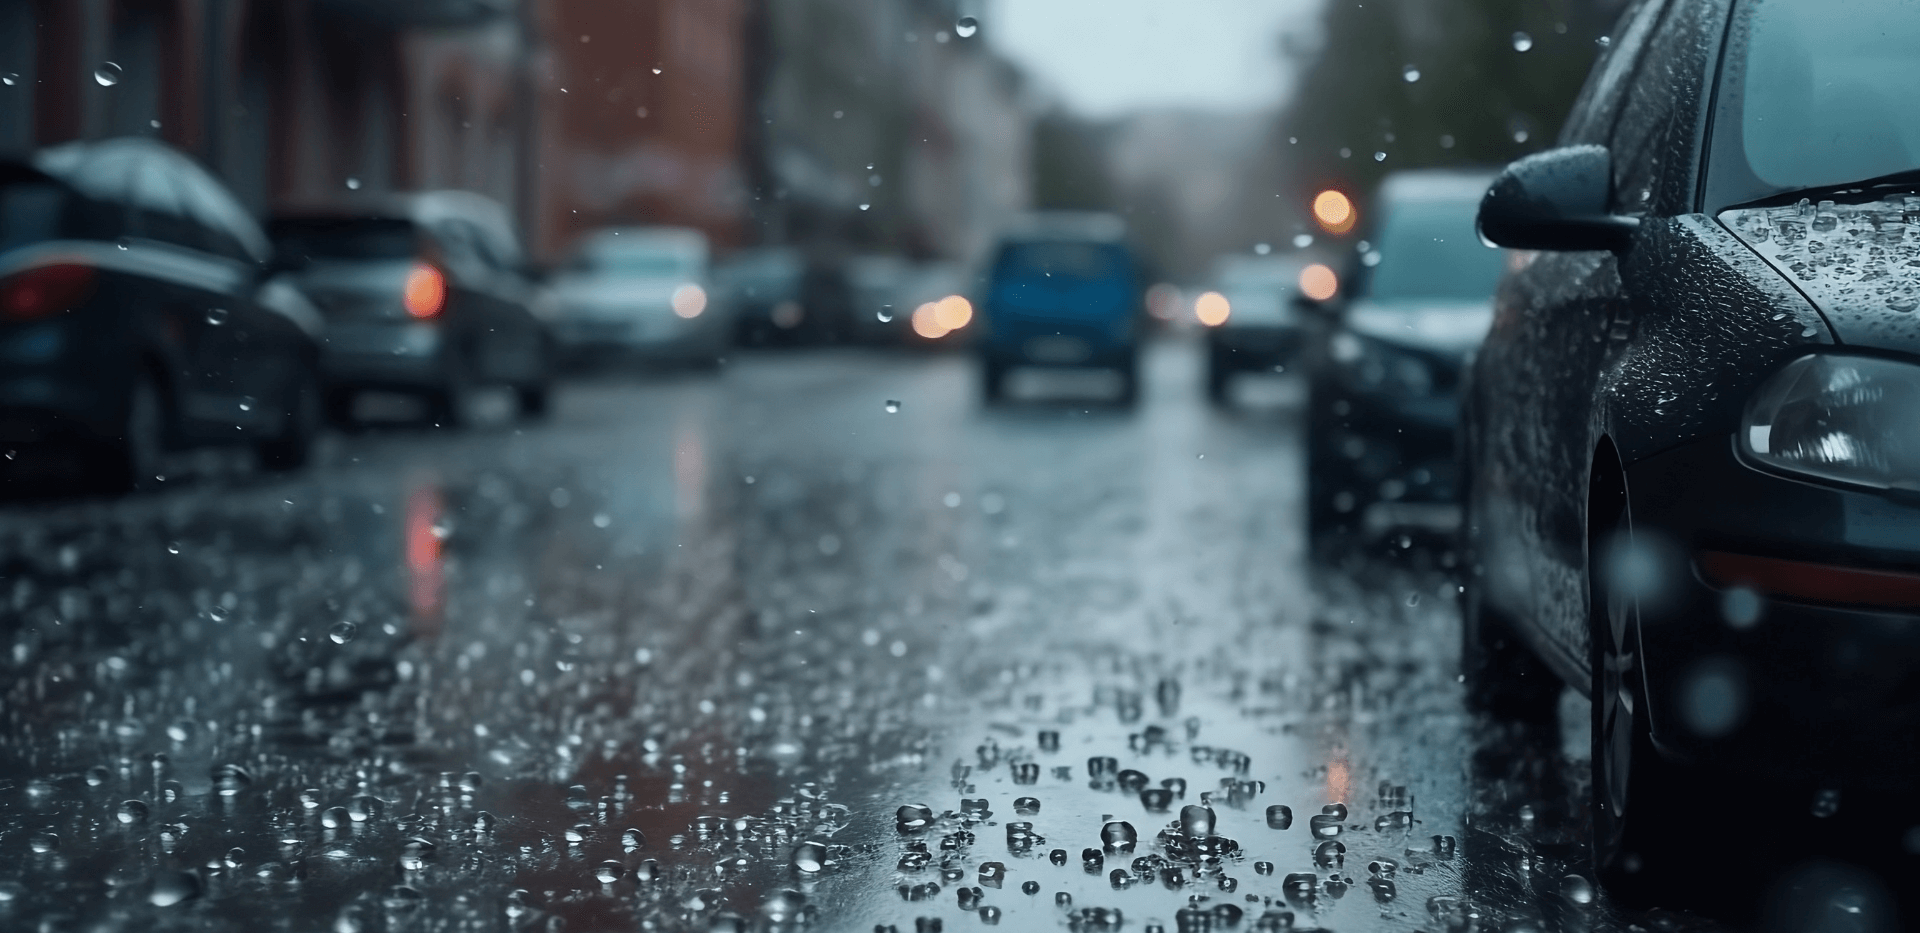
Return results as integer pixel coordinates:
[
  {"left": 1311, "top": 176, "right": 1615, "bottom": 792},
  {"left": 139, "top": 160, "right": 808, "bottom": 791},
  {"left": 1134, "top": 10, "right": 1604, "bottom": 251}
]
[{"left": 549, "top": 227, "right": 725, "bottom": 366}]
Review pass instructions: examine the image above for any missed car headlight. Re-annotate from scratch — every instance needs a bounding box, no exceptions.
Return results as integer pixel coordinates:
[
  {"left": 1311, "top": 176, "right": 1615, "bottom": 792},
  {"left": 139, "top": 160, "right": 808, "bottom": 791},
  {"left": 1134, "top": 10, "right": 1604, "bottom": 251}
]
[
  {"left": 1331, "top": 331, "right": 1435, "bottom": 396},
  {"left": 1741, "top": 353, "right": 1920, "bottom": 493}
]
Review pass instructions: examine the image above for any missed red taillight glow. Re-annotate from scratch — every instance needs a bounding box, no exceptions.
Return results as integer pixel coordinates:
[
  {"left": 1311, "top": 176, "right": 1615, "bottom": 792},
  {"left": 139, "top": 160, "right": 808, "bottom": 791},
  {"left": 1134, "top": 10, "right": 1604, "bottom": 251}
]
[
  {"left": 1, "top": 263, "right": 96, "bottom": 322},
  {"left": 403, "top": 263, "right": 447, "bottom": 319},
  {"left": 1698, "top": 550, "right": 1920, "bottom": 610}
]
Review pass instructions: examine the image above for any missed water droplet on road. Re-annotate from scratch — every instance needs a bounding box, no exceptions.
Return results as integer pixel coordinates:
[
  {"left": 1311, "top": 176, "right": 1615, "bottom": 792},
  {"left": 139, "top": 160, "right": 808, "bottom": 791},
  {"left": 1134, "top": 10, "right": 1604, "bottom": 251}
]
[
  {"left": 1180, "top": 805, "right": 1216, "bottom": 838},
  {"left": 897, "top": 804, "right": 933, "bottom": 832},
  {"left": 1100, "top": 820, "right": 1137, "bottom": 851},
  {"left": 1266, "top": 804, "right": 1293, "bottom": 829},
  {"left": 1561, "top": 873, "right": 1596, "bottom": 904}
]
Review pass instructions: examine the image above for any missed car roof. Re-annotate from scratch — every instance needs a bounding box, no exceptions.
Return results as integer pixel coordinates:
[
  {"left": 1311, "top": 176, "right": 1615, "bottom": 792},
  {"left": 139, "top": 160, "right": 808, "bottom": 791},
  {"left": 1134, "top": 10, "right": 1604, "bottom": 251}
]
[
  {"left": 577, "top": 226, "right": 708, "bottom": 254},
  {"left": 30, "top": 136, "right": 270, "bottom": 261},
  {"left": 1000, "top": 212, "right": 1128, "bottom": 244}
]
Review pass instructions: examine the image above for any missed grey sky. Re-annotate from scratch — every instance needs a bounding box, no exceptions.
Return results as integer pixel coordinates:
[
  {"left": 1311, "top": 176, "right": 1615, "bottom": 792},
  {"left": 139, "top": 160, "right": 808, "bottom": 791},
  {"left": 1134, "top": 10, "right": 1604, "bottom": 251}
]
[{"left": 987, "top": 0, "right": 1324, "bottom": 117}]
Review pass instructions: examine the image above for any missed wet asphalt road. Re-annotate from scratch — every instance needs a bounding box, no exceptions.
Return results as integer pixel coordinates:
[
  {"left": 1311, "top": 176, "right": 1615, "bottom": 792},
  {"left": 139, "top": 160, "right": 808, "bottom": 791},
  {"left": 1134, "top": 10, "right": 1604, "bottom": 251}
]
[{"left": 0, "top": 340, "right": 1710, "bottom": 932}]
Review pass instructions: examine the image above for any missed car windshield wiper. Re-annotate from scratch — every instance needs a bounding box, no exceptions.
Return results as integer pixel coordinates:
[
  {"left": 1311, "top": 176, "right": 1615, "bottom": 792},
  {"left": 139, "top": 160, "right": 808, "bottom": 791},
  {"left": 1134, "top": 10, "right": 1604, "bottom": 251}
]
[{"left": 1740, "top": 167, "right": 1920, "bottom": 209}]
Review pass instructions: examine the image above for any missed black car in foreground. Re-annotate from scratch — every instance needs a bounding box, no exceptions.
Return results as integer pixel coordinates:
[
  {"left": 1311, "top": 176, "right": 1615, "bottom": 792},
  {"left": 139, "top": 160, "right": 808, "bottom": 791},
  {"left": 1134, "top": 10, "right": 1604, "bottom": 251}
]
[
  {"left": 1466, "top": 0, "right": 1920, "bottom": 918},
  {"left": 0, "top": 138, "right": 323, "bottom": 493},
  {"left": 270, "top": 192, "right": 554, "bottom": 426},
  {"left": 1305, "top": 170, "right": 1503, "bottom": 551}
]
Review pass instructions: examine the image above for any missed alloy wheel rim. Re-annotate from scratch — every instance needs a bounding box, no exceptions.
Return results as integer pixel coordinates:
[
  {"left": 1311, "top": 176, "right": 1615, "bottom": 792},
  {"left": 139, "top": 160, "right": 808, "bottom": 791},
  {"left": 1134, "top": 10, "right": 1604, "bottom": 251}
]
[{"left": 1597, "top": 537, "right": 1636, "bottom": 854}]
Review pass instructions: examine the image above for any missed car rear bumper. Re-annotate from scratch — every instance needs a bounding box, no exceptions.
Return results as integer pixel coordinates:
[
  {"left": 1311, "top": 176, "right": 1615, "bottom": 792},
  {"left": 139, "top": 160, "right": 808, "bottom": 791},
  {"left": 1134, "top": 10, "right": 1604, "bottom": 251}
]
[
  {"left": 319, "top": 322, "right": 450, "bottom": 390},
  {"left": 1627, "top": 434, "right": 1920, "bottom": 790},
  {"left": 981, "top": 318, "right": 1135, "bottom": 368},
  {"left": 1208, "top": 325, "right": 1303, "bottom": 367},
  {"left": 553, "top": 313, "right": 715, "bottom": 353}
]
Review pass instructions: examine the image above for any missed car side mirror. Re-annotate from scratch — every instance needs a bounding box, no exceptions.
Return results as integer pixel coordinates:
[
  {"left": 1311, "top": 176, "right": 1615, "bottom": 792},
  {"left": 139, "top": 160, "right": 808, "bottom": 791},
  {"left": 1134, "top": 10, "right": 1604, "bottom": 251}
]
[{"left": 1477, "top": 144, "right": 1639, "bottom": 252}]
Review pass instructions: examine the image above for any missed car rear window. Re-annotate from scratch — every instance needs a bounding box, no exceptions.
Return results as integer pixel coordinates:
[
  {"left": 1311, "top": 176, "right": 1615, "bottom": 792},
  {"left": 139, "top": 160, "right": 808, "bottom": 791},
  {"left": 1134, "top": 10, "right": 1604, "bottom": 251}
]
[
  {"left": 994, "top": 242, "right": 1130, "bottom": 282},
  {"left": 0, "top": 180, "right": 70, "bottom": 254},
  {"left": 1363, "top": 197, "right": 1506, "bottom": 303},
  {"left": 269, "top": 217, "right": 419, "bottom": 262}
]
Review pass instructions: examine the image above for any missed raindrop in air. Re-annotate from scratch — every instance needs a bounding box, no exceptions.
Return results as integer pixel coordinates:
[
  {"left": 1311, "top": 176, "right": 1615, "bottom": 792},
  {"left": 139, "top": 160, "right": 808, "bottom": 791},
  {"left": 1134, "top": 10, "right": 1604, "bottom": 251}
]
[
  {"left": 1512, "top": 32, "right": 1534, "bottom": 52},
  {"left": 345, "top": 177, "right": 362, "bottom": 190},
  {"left": 94, "top": 62, "right": 123, "bottom": 86},
  {"left": 30, "top": 831, "right": 57, "bottom": 853},
  {"left": 1402, "top": 65, "right": 1420, "bottom": 83},
  {"left": 955, "top": 16, "right": 979, "bottom": 38},
  {"left": 885, "top": 399, "right": 901, "bottom": 413},
  {"left": 205, "top": 308, "right": 228, "bottom": 326},
  {"left": 878, "top": 306, "right": 895, "bottom": 322},
  {"left": 211, "top": 763, "right": 252, "bottom": 796},
  {"left": 1561, "top": 873, "right": 1596, "bottom": 905},
  {"left": 329, "top": 621, "right": 357, "bottom": 645},
  {"left": 622, "top": 827, "right": 646, "bottom": 850},
  {"left": 1, "top": 74, "right": 16, "bottom": 86}
]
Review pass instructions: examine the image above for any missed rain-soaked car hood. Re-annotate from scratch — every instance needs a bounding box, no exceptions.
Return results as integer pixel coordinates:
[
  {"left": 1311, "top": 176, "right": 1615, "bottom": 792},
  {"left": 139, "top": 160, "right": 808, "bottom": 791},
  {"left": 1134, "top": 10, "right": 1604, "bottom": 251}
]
[
  {"left": 1720, "top": 196, "right": 1920, "bottom": 352},
  {"left": 1342, "top": 300, "right": 1494, "bottom": 356}
]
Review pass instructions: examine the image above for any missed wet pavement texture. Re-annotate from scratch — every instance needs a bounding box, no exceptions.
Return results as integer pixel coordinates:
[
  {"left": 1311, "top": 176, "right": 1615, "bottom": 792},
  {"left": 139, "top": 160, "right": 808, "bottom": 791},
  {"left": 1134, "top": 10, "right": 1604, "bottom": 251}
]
[{"left": 0, "top": 342, "right": 1718, "bottom": 932}]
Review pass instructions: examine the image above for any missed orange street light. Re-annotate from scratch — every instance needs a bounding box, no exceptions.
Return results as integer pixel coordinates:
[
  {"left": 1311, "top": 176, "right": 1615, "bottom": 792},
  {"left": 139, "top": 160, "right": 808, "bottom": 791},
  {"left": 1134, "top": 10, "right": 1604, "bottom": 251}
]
[
  {"left": 1312, "top": 189, "right": 1356, "bottom": 235},
  {"left": 1299, "top": 263, "right": 1339, "bottom": 301}
]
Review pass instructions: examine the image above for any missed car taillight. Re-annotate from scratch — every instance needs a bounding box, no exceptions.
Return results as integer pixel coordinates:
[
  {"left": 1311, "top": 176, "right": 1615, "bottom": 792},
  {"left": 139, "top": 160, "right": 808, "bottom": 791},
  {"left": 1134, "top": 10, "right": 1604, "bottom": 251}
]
[
  {"left": 404, "top": 263, "right": 447, "bottom": 319},
  {"left": 0, "top": 263, "right": 96, "bottom": 322}
]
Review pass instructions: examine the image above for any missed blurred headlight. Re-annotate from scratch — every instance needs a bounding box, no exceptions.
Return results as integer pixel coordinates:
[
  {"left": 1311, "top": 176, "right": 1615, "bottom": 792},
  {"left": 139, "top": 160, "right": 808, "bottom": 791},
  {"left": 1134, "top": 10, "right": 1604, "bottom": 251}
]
[
  {"left": 1741, "top": 353, "right": 1920, "bottom": 493},
  {"left": 671, "top": 284, "right": 707, "bottom": 319},
  {"left": 1195, "top": 291, "right": 1230, "bottom": 326},
  {"left": 1331, "top": 331, "right": 1434, "bottom": 396}
]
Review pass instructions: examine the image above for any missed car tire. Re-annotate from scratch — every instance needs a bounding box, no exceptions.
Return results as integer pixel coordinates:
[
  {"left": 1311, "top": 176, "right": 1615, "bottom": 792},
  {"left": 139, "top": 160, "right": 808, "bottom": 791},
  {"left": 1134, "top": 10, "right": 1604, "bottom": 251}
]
[
  {"left": 1205, "top": 360, "right": 1231, "bottom": 407},
  {"left": 1304, "top": 387, "right": 1354, "bottom": 552},
  {"left": 257, "top": 367, "right": 322, "bottom": 472},
  {"left": 1589, "top": 517, "right": 1685, "bottom": 906},
  {"left": 1458, "top": 579, "right": 1560, "bottom": 723},
  {"left": 516, "top": 382, "right": 552, "bottom": 420},
  {"left": 429, "top": 351, "right": 477, "bottom": 428},
  {"left": 1115, "top": 353, "right": 1141, "bottom": 407},
  {"left": 980, "top": 357, "right": 1007, "bottom": 404},
  {"left": 106, "top": 372, "right": 167, "bottom": 494}
]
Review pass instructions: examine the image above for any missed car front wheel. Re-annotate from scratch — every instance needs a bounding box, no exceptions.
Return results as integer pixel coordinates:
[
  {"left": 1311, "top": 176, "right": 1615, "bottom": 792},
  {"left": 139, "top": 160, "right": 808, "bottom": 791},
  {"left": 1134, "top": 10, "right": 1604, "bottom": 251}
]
[{"left": 1589, "top": 514, "right": 1682, "bottom": 905}]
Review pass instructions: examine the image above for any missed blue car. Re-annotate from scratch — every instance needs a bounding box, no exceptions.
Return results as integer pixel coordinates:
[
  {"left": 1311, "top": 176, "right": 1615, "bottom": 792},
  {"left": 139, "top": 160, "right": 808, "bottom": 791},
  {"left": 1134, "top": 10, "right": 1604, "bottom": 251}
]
[{"left": 978, "top": 214, "right": 1143, "bottom": 404}]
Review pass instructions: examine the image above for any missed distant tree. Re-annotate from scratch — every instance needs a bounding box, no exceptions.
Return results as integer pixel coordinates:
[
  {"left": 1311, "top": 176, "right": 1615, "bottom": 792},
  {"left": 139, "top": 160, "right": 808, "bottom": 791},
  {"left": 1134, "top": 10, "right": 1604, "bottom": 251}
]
[{"left": 1278, "top": 0, "right": 1626, "bottom": 216}]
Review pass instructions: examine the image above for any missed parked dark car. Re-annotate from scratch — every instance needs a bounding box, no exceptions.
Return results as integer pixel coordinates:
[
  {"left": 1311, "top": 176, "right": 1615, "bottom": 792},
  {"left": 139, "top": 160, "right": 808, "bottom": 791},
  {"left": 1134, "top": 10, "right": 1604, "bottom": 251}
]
[
  {"left": 978, "top": 213, "right": 1143, "bottom": 404},
  {"left": 1304, "top": 170, "right": 1503, "bottom": 549},
  {"left": 1464, "top": 0, "right": 1920, "bottom": 913},
  {"left": 0, "top": 138, "right": 323, "bottom": 493},
  {"left": 1200, "top": 254, "right": 1310, "bottom": 405},
  {"left": 269, "top": 192, "right": 554, "bottom": 425},
  {"left": 725, "top": 248, "right": 854, "bottom": 347}
]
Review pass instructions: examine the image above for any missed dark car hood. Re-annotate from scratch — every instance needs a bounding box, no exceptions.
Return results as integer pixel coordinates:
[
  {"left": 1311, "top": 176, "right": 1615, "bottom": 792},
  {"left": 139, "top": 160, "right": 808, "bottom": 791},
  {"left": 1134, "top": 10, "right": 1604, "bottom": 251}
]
[
  {"left": 1343, "top": 300, "right": 1493, "bottom": 357},
  {"left": 1720, "top": 197, "right": 1920, "bottom": 351}
]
